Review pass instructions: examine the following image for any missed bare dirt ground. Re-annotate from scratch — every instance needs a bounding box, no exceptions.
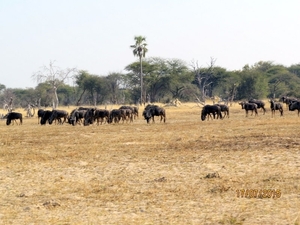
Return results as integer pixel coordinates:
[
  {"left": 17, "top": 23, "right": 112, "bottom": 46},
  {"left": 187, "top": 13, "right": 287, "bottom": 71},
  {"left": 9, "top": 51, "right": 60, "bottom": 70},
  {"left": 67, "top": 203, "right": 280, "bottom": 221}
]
[{"left": 0, "top": 102, "right": 299, "bottom": 225}]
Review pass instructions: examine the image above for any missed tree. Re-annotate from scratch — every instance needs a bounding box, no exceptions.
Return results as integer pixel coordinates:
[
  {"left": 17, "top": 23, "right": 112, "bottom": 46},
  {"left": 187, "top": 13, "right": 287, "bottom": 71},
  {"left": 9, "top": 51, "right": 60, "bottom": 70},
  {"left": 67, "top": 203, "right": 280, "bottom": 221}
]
[
  {"left": 141, "top": 57, "right": 169, "bottom": 102},
  {"left": 94, "top": 76, "right": 110, "bottom": 105},
  {"left": 125, "top": 57, "right": 195, "bottom": 103},
  {"left": 288, "top": 63, "right": 300, "bottom": 78},
  {"left": 75, "top": 71, "right": 112, "bottom": 105},
  {"left": 236, "top": 69, "right": 268, "bottom": 100},
  {"left": 161, "top": 61, "right": 200, "bottom": 103},
  {"left": 0, "top": 84, "right": 6, "bottom": 93},
  {"left": 32, "top": 61, "right": 77, "bottom": 109},
  {"left": 191, "top": 58, "right": 216, "bottom": 103},
  {"left": 125, "top": 58, "right": 171, "bottom": 102},
  {"left": 57, "top": 84, "right": 74, "bottom": 106},
  {"left": 204, "top": 67, "right": 238, "bottom": 104},
  {"left": 75, "top": 71, "right": 99, "bottom": 106},
  {"left": 12, "top": 88, "right": 36, "bottom": 107},
  {"left": 265, "top": 65, "right": 290, "bottom": 99},
  {"left": 75, "top": 70, "right": 89, "bottom": 106},
  {"left": 144, "top": 58, "right": 191, "bottom": 102},
  {"left": 106, "top": 73, "right": 122, "bottom": 104},
  {"left": 35, "top": 82, "right": 53, "bottom": 107},
  {"left": 130, "top": 36, "right": 148, "bottom": 105}
]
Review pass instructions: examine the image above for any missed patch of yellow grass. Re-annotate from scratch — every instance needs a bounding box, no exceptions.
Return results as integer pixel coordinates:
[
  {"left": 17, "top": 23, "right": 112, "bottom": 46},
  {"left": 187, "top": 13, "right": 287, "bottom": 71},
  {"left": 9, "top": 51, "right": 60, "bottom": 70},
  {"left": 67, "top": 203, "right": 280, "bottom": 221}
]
[{"left": 0, "top": 103, "right": 299, "bottom": 224}]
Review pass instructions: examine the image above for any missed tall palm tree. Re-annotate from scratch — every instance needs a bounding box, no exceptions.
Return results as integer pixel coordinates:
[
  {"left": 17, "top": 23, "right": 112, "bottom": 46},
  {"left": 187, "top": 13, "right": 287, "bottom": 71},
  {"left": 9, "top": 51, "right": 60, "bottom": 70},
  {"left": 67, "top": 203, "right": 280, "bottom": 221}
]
[{"left": 130, "top": 36, "right": 148, "bottom": 105}]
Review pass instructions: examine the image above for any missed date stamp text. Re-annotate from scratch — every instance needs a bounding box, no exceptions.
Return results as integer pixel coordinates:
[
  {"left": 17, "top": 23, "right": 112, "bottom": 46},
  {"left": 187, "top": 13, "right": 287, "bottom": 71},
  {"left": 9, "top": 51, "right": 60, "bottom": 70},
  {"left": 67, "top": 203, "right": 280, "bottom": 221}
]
[{"left": 236, "top": 189, "right": 281, "bottom": 199}]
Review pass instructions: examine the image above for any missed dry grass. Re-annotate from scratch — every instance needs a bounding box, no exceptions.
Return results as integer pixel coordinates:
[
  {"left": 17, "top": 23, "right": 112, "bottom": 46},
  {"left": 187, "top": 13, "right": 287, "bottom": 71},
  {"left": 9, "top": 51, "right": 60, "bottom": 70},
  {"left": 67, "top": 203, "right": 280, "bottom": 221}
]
[{"left": 0, "top": 102, "right": 300, "bottom": 225}]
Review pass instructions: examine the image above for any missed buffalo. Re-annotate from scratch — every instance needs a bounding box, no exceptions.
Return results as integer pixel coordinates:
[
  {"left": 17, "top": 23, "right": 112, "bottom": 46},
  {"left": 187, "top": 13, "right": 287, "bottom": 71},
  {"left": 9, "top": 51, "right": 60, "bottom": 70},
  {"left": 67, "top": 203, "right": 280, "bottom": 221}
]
[
  {"left": 288, "top": 101, "right": 300, "bottom": 116},
  {"left": 143, "top": 104, "right": 166, "bottom": 124},
  {"left": 215, "top": 104, "right": 229, "bottom": 118},
  {"left": 270, "top": 99, "right": 283, "bottom": 117},
  {"left": 123, "top": 108, "right": 134, "bottom": 123},
  {"left": 6, "top": 112, "right": 23, "bottom": 125},
  {"left": 239, "top": 102, "right": 258, "bottom": 117},
  {"left": 83, "top": 108, "right": 96, "bottom": 126},
  {"left": 132, "top": 106, "right": 139, "bottom": 119},
  {"left": 120, "top": 105, "right": 138, "bottom": 119},
  {"left": 281, "top": 96, "right": 298, "bottom": 109},
  {"left": 40, "top": 110, "right": 52, "bottom": 125},
  {"left": 107, "top": 109, "right": 125, "bottom": 124},
  {"left": 94, "top": 109, "right": 110, "bottom": 125},
  {"left": 68, "top": 108, "right": 87, "bottom": 126},
  {"left": 37, "top": 109, "right": 45, "bottom": 124},
  {"left": 49, "top": 110, "right": 69, "bottom": 125},
  {"left": 248, "top": 99, "right": 266, "bottom": 114},
  {"left": 78, "top": 107, "right": 91, "bottom": 111},
  {"left": 201, "top": 105, "right": 222, "bottom": 121}
]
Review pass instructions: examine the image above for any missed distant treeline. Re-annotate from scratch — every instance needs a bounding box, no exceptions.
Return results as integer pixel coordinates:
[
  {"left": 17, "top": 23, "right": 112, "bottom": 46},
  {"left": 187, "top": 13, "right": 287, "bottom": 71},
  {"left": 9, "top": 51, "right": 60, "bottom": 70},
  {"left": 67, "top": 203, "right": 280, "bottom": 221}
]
[{"left": 1, "top": 58, "right": 300, "bottom": 108}]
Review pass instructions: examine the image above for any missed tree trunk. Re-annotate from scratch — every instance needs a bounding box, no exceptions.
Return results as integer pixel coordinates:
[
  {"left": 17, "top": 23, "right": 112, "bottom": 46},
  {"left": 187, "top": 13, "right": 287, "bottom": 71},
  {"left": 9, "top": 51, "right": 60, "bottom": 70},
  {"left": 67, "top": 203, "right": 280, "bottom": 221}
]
[
  {"left": 76, "top": 89, "right": 86, "bottom": 106},
  {"left": 38, "top": 98, "right": 41, "bottom": 109},
  {"left": 140, "top": 56, "right": 143, "bottom": 105},
  {"left": 229, "top": 85, "right": 237, "bottom": 106},
  {"left": 93, "top": 95, "right": 97, "bottom": 106},
  {"left": 53, "top": 87, "right": 59, "bottom": 109}
]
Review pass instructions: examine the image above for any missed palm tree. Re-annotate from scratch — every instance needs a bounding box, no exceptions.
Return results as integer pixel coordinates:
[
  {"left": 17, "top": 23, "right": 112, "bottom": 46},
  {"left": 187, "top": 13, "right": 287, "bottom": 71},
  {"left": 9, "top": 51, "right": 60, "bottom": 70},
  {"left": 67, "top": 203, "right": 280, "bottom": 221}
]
[{"left": 130, "top": 36, "right": 148, "bottom": 105}]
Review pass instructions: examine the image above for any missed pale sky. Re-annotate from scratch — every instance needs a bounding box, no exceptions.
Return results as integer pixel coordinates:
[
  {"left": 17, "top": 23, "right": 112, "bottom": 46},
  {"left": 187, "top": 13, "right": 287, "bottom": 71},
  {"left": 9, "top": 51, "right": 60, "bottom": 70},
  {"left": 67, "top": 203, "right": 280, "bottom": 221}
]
[{"left": 1, "top": 0, "right": 300, "bottom": 88}]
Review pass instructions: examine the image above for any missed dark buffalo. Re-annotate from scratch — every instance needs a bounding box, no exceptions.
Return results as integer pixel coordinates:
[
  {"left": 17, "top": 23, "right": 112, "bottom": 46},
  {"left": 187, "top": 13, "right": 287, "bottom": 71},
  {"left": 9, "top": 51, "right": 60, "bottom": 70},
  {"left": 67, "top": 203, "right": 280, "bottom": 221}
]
[
  {"left": 94, "top": 109, "right": 110, "bottom": 125},
  {"left": 143, "top": 104, "right": 166, "bottom": 124},
  {"left": 78, "top": 107, "right": 91, "bottom": 111},
  {"left": 40, "top": 110, "right": 53, "bottom": 125},
  {"left": 248, "top": 99, "right": 266, "bottom": 114},
  {"left": 123, "top": 108, "right": 133, "bottom": 123},
  {"left": 83, "top": 108, "right": 96, "bottom": 126},
  {"left": 288, "top": 101, "right": 300, "bottom": 116},
  {"left": 281, "top": 96, "right": 298, "bottom": 109},
  {"left": 201, "top": 105, "right": 222, "bottom": 121},
  {"left": 239, "top": 102, "right": 258, "bottom": 117},
  {"left": 119, "top": 109, "right": 128, "bottom": 123},
  {"left": 68, "top": 108, "right": 86, "bottom": 126},
  {"left": 108, "top": 109, "right": 125, "bottom": 124},
  {"left": 6, "top": 112, "right": 23, "bottom": 125},
  {"left": 37, "top": 109, "right": 45, "bottom": 124},
  {"left": 119, "top": 105, "right": 134, "bottom": 111},
  {"left": 132, "top": 106, "right": 139, "bottom": 119},
  {"left": 49, "top": 110, "right": 69, "bottom": 125},
  {"left": 120, "top": 105, "right": 138, "bottom": 119},
  {"left": 68, "top": 108, "right": 79, "bottom": 126},
  {"left": 270, "top": 99, "right": 283, "bottom": 117},
  {"left": 215, "top": 104, "right": 229, "bottom": 118},
  {"left": 119, "top": 106, "right": 133, "bottom": 120}
]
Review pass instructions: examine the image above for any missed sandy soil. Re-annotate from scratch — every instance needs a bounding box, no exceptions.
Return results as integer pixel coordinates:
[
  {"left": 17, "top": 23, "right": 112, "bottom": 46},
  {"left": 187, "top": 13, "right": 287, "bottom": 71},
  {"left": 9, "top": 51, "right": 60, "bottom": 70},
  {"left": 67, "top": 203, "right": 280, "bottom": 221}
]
[{"left": 0, "top": 103, "right": 299, "bottom": 224}]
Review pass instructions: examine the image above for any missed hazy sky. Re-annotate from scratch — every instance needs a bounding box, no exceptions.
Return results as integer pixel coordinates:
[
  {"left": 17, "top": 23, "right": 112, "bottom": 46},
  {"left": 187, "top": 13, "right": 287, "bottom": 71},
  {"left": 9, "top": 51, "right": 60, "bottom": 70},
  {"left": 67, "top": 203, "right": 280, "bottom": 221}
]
[{"left": 1, "top": 0, "right": 300, "bottom": 88}]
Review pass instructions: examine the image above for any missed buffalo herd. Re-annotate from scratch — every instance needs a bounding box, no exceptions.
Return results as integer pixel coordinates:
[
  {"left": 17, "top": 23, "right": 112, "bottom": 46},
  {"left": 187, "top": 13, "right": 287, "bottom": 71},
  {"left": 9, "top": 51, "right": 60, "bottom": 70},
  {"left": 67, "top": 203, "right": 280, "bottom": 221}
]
[
  {"left": 203, "top": 97, "right": 300, "bottom": 121},
  {"left": 3, "top": 96, "right": 300, "bottom": 125}
]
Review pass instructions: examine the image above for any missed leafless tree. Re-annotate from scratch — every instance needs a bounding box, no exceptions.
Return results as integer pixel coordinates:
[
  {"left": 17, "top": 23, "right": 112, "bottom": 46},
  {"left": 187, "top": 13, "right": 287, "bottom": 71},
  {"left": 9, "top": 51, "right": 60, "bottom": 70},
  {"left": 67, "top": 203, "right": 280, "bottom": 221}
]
[
  {"left": 191, "top": 57, "right": 216, "bottom": 103},
  {"left": 32, "top": 61, "right": 77, "bottom": 109},
  {"left": 229, "top": 83, "right": 238, "bottom": 106}
]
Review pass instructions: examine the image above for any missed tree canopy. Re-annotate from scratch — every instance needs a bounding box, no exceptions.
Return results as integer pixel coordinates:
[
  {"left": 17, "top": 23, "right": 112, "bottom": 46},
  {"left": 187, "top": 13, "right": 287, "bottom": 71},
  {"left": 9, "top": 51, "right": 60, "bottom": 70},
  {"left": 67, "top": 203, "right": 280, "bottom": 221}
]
[{"left": 2, "top": 57, "right": 300, "bottom": 108}]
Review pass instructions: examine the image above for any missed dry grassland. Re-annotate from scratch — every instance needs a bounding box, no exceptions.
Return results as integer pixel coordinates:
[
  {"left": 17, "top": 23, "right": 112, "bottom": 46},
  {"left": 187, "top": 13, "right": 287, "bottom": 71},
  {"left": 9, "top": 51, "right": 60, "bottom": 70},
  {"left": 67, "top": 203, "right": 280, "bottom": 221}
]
[{"left": 0, "top": 102, "right": 300, "bottom": 225}]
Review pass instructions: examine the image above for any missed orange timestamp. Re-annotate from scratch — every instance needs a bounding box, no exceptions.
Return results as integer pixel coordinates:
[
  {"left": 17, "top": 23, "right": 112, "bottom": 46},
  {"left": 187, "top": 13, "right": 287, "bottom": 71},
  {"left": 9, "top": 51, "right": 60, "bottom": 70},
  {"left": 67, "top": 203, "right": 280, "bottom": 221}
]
[{"left": 236, "top": 189, "right": 281, "bottom": 199}]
